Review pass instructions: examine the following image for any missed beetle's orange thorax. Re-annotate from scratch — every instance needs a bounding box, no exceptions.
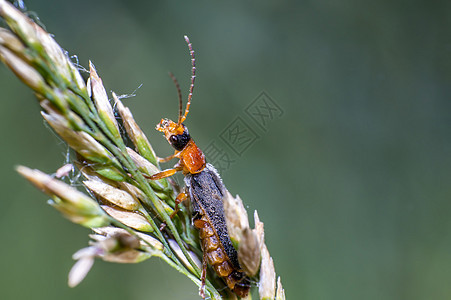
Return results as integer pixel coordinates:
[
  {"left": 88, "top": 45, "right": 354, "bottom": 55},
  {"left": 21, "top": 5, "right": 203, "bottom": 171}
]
[{"left": 179, "top": 140, "right": 206, "bottom": 174}]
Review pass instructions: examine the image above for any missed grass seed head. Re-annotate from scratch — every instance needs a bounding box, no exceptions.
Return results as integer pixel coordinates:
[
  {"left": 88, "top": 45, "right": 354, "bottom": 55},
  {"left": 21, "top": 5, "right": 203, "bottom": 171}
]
[
  {"left": 115, "top": 94, "right": 158, "bottom": 165},
  {"left": 258, "top": 243, "right": 276, "bottom": 300},
  {"left": 238, "top": 227, "right": 261, "bottom": 277},
  {"left": 89, "top": 63, "right": 121, "bottom": 140},
  {"left": 101, "top": 205, "right": 153, "bottom": 233},
  {"left": 16, "top": 166, "right": 110, "bottom": 227},
  {"left": 84, "top": 180, "right": 140, "bottom": 211},
  {"left": 0, "top": 46, "right": 45, "bottom": 91}
]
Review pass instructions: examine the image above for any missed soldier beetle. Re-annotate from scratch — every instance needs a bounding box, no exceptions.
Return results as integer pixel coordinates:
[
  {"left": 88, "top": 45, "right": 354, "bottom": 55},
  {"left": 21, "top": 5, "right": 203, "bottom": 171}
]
[{"left": 149, "top": 36, "right": 251, "bottom": 298}]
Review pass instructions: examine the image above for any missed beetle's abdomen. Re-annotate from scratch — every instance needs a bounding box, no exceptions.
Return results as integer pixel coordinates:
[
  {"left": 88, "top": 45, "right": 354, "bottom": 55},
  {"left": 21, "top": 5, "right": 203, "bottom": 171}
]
[{"left": 195, "top": 214, "right": 250, "bottom": 297}]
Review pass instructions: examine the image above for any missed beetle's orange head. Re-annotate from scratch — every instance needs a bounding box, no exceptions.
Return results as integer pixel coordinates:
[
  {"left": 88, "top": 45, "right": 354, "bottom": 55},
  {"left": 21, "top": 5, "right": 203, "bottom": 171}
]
[{"left": 156, "top": 118, "right": 191, "bottom": 151}]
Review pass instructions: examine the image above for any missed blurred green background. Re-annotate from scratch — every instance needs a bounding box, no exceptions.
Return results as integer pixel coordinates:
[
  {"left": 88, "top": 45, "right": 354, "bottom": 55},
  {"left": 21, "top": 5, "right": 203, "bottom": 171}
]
[{"left": 1, "top": 0, "right": 450, "bottom": 299}]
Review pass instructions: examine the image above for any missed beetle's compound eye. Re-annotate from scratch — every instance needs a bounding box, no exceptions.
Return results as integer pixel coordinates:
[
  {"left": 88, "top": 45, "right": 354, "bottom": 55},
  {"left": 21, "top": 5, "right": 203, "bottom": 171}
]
[
  {"left": 170, "top": 135, "right": 178, "bottom": 144},
  {"left": 169, "top": 129, "right": 191, "bottom": 151}
]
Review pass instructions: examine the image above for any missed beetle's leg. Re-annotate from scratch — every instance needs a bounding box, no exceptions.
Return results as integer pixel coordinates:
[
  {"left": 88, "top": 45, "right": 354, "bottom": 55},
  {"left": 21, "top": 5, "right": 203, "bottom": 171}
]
[
  {"left": 157, "top": 151, "right": 179, "bottom": 163},
  {"left": 193, "top": 219, "right": 208, "bottom": 229},
  {"left": 192, "top": 219, "right": 208, "bottom": 298},
  {"left": 148, "top": 166, "right": 182, "bottom": 180},
  {"left": 199, "top": 243, "right": 208, "bottom": 299},
  {"left": 158, "top": 191, "right": 188, "bottom": 231},
  {"left": 171, "top": 192, "right": 188, "bottom": 218}
]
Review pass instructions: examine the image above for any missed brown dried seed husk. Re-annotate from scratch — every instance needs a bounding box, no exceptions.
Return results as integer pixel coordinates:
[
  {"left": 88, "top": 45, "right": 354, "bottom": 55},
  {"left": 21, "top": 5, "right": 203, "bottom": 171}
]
[
  {"left": 0, "top": 1, "right": 39, "bottom": 45},
  {"left": 0, "top": 28, "right": 26, "bottom": 55},
  {"left": 33, "top": 22, "right": 73, "bottom": 83},
  {"left": 1, "top": 1, "right": 85, "bottom": 91},
  {"left": 41, "top": 111, "right": 115, "bottom": 164},
  {"left": 92, "top": 226, "right": 127, "bottom": 237},
  {"left": 112, "top": 232, "right": 141, "bottom": 249},
  {"left": 223, "top": 192, "right": 250, "bottom": 244},
  {"left": 126, "top": 147, "right": 160, "bottom": 177},
  {"left": 258, "top": 243, "right": 276, "bottom": 300},
  {"left": 253, "top": 210, "right": 265, "bottom": 250},
  {"left": 103, "top": 249, "right": 151, "bottom": 264},
  {"left": 168, "top": 239, "right": 201, "bottom": 272},
  {"left": 276, "top": 276, "right": 286, "bottom": 300},
  {"left": 89, "top": 62, "right": 120, "bottom": 139},
  {"left": 126, "top": 147, "right": 168, "bottom": 192},
  {"left": 55, "top": 163, "right": 73, "bottom": 178},
  {"left": 114, "top": 94, "right": 157, "bottom": 165},
  {"left": 135, "top": 232, "right": 164, "bottom": 251},
  {"left": 101, "top": 205, "right": 153, "bottom": 232},
  {"left": 84, "top": 180, "right": 139, "bottom": 211},
  {"left": 238, "top": 227, "right": 261, "bottom": 277},
  {"left": 119, "top": 182, "right": 147, "bottom": 203},
  {"left": 68, "top": 256, "right": 94, "bottom": 288},
  {"left": 93, "top": 227, "right": 144, "bottom": 250},
  {"left": 17, "top": 166, "right": 99, "bottom": 213},
  {"left": 0, "top": 46, "right": 45, "bottom": 91}
]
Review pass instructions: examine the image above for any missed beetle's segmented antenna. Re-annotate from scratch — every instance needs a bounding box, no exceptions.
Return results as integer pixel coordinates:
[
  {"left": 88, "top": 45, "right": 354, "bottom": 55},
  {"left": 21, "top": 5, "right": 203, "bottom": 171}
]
[
  {"left": 169, "top": 72, "right": 183, "bottom": 124},
  {"left": 179, "top": 35, "right": 196, "bottom": 125}
]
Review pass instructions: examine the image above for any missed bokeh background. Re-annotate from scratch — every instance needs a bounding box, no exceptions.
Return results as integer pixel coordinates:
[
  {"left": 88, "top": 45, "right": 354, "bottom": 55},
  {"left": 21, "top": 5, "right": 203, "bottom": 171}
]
[{"left": 1, "top": 0, "right": 450, "bottom": 299}]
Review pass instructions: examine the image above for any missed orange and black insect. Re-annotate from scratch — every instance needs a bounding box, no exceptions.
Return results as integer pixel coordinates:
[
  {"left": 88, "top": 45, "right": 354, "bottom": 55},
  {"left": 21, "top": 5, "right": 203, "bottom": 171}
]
[{"left": 149, "top": 36, "right": 251, "bottom": 298}]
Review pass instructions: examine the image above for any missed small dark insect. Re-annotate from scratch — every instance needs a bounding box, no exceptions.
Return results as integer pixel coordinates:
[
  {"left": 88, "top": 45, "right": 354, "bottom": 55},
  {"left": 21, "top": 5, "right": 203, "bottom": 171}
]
[{"left": 149, "top": 36, "right": 251, "bottom": 298}]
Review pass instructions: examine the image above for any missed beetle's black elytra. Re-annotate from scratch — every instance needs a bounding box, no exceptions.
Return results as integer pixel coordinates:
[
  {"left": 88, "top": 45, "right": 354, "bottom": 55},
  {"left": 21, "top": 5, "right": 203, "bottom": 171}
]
[{"left": 185, "top": 164, "right": 240, "bottom": 269}]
